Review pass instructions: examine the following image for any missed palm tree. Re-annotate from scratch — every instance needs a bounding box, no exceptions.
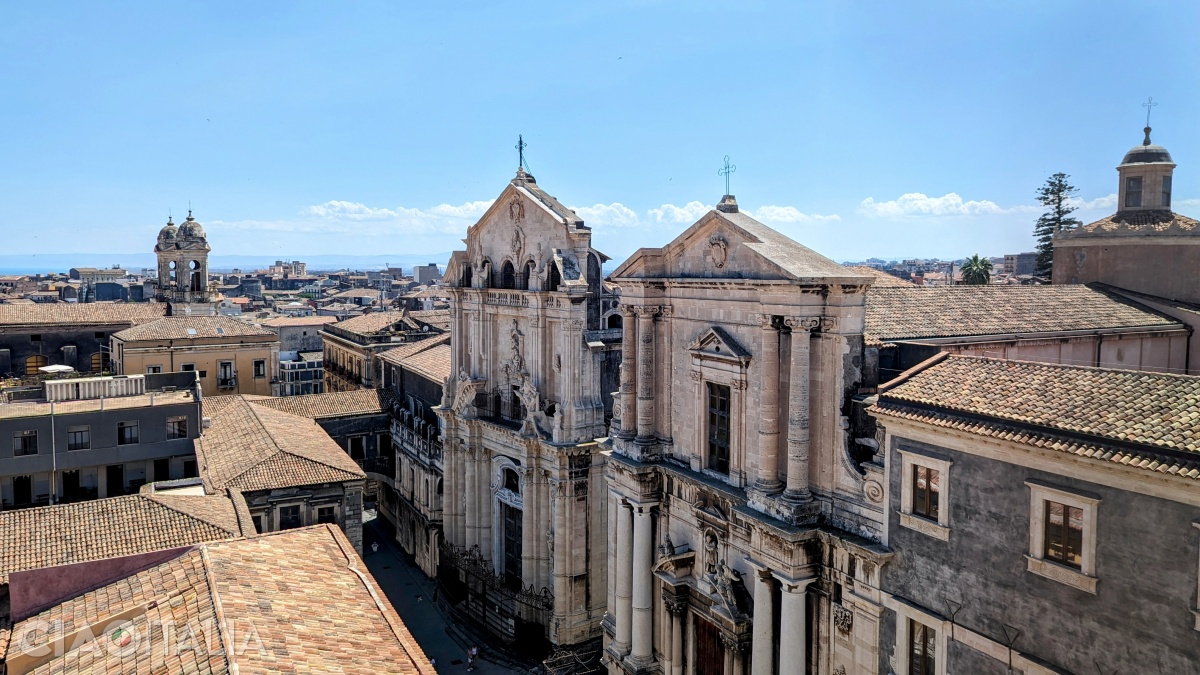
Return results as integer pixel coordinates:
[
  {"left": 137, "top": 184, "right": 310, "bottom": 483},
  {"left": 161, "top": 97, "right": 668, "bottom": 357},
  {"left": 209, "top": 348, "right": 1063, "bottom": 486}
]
[{"left": 960, "top": 254, "right": 992, "bottom": 285}]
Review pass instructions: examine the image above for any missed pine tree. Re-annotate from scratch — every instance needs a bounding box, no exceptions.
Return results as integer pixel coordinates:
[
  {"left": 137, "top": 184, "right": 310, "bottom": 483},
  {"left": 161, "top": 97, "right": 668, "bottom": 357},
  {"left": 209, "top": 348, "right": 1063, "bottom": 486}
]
[{"left": 1033, "top": 173, "right": 1082, "bottom": 277}]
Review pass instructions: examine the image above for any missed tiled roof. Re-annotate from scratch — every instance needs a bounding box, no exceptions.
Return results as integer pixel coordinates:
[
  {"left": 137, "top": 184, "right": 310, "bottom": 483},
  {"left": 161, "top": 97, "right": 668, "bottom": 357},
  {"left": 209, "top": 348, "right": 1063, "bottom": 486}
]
[
  {"left": 333, "top": 288, "right": 385, "bottom": 298},
  {"left": 248, "top": 389, "right": 396, "bottom": 420},
  {"left": 333, "top": 310, "right": 410, "bottom": 335},
  {"left": 259, "top": 315, "right": 336, "bottom": 327},
  {"left": 6, "top": 525, "right": 436, "bottom": 674},
  {"left": 1058, "top": 209, "right": 1200, "bottom": 239},
  {"left": 0, "top": 302, "right": 166, "bottom": 327},
  {"left": 872, "top": 354, "right": 1200, "bottom": 479},
  {"left": 864, "top": 284, "right": 1179, "bottom": 345},
  {"left": 378, "top": 333, "right": 451, "bottom": 367},
  {"left": 196, "top": 396, "right": 365, "bottom": 492},
  {"left": 399, "top": 343, "right": 452, "bottom": 383},
  {"left": 113, "top": 316, "right": 276, "bottom": 341},
  {"left": 408, "top": 309, "right": 451, "bottom": 330},
  {"left": 0, "top": 389, "right": 196, "bottom": 420},
  {"left": 0, "top": 491, "right": 246, "bottom": 584}
]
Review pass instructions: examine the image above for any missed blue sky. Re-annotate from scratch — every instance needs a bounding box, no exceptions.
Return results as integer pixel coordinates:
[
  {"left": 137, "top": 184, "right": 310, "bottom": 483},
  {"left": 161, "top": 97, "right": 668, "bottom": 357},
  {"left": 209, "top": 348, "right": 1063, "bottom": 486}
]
[{"left": 2, "top": 1, "right": 1197, "bottom": 265}]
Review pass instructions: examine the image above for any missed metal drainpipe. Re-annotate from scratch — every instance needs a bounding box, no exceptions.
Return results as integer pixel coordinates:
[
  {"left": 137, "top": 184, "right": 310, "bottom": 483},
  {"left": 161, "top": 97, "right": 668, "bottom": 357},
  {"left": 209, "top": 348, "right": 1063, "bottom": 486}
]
[
  {"left": 50, "top": 400, "right": 57, "bottom": 504},
  {"left": 1095, "top": 332, "right": 1103, "bottom": 368}
]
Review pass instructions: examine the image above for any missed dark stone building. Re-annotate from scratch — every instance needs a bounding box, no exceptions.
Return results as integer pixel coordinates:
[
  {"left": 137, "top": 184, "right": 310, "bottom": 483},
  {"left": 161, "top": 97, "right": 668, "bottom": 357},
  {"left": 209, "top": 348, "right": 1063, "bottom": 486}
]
[{"left": 0, "top": 302, "right": 167, "bottom": 377}]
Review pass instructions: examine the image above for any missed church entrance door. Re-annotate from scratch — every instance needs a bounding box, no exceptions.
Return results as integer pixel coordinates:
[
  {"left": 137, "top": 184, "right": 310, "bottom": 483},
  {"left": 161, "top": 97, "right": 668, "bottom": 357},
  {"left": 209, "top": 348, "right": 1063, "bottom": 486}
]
[{"left": 695, "top": 615, "right": 725, "bottom": 675}]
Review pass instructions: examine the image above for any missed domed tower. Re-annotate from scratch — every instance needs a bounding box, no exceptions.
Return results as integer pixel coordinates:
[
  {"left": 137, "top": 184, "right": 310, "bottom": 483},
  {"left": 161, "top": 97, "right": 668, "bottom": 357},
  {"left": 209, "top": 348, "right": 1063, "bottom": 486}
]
[
  {"left": 1054, "top": 124, "right": 1200, "bottom": 304},
  {"left": 155, "top": 211, "right": 216, "bottom": 315}
]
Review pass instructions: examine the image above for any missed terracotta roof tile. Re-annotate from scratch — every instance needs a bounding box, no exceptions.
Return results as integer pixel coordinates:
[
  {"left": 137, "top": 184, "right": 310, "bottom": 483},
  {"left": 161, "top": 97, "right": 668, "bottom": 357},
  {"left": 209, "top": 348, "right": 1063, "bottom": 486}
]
[
  {"left": 0, "top": 302, "right": 167, "bottom": 327},
  {"left": 379, "top": 333, "right": 451, "bottom": 367},
  {"left": 864, "top": 284, "right": 1179, "bottom": 345},
  {"left": 0, "top": 492, "right": 245, "bottom": 584},
  {"left": 873, "top": 355, "right": 1200, "bottom": 478},
  {"left": 845, "top": 266, "right": 913, "bottom": 287},
  {"left": 1058, "top": 209, "right": 1200, "bottom": 239},
  {"left": 259, "top": 315, "right": 336, "bottom": 328},
  {"left": 398, "top": 343, "right": 452, "bottom": 383},
  {"left": 113, "top": 316, "right": 276, "bottom": 341},
  {"left": 247, "top": 389, "right": 396, "bottom": 419},
  {"left": 7, "top": 525, "right": 435, "bottom": 674},
  {"left": 332, "top": 310, "right": 411, "bottom": 336},
  {"left": 196, "top": 396, "right": 365, "bottom": 492}
]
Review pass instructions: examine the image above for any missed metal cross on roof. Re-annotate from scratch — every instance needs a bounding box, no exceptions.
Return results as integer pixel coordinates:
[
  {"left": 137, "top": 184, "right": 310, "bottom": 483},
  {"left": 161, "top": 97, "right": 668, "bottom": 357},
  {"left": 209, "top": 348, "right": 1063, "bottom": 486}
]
[
  {"left": 1143, "top": 96, "right": 1157, "bottom": 127},
  {"left": 718, "top": 155, "right": 736, "bottom": 196},
  {"left": 515, "top": 134, "right": 528, "bottom": 171}
]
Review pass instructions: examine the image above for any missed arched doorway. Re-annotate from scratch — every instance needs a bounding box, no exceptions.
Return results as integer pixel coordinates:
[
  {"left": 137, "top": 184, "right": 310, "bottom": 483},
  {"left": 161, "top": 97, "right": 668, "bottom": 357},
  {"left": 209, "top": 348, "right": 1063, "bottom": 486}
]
[{"left": 25, "top": 354, "right": 47, "bottom": 375}]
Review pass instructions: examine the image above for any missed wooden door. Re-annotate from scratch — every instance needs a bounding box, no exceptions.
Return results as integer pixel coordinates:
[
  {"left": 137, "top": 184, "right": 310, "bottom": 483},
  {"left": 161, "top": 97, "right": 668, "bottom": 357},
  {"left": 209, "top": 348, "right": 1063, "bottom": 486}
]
[{"left": 695, "top": 616, "right": 724, "bottom": 675}]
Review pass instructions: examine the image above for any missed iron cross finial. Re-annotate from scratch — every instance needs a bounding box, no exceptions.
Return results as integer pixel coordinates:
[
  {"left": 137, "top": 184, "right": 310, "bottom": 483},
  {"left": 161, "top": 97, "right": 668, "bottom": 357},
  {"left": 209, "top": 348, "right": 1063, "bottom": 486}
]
[
  {"left": 515, "top": 134, "right": 528, "bottom": 171},
  {"left": 1143, "top": 97, "right": 1158, "bottom": 127},
  {"left": 718, "top": 155, "right": 736, "bottom": 196}
]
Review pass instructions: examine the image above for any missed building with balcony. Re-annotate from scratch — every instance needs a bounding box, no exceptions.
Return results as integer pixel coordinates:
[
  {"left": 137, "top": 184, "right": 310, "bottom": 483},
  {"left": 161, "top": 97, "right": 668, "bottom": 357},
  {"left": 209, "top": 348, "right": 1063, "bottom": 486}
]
[
  {"left": 0, "top": 372, "right": 202, "bottom": 510},
  {"left": 320, "top": 309, "right": 448, "bottom": 392},
  {"left": 437, "top": 167, "right": 621, "bottom": 662},
  {"left": 110, "top": 315, "right": 280, "bottom": 397}
]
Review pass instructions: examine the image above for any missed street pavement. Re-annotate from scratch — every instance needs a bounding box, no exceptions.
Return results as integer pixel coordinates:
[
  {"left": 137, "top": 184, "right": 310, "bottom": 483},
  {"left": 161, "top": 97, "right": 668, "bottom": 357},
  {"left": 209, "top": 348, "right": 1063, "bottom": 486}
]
[{"left": 362, "top": 511, "right": 530, "bottom": 675}]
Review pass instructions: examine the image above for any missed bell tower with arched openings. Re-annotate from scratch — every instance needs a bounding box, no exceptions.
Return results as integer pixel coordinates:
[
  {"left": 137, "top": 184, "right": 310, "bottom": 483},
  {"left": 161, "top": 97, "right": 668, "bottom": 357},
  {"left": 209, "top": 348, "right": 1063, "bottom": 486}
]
[{"left": 154, "top": 210, "right": 216, "bottom": 316}]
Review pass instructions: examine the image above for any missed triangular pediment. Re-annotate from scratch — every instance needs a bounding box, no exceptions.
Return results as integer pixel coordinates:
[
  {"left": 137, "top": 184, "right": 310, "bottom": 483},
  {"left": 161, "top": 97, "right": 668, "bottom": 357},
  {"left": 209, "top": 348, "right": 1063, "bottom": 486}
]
[{"left": 688, "top": 325, "right": 751, "bottom": 363}]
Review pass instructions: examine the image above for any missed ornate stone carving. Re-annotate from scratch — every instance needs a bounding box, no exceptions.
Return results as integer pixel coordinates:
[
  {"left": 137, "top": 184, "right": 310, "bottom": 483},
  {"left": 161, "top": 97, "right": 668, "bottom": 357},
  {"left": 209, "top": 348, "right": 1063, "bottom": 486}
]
[
  {"left": 819, "top": 316, "right": 838, "bottom": 332},
  {"left": 833, "top": 666, "right": 847, "bottom": 675},
  {"left": 784, "top": 316, "right": 821, "bottom": 332},
  {"left": 659, "top": 532, "right": 676, "bottom": 557},
  {"left": 863, "top": 479, "right": 884, "bottom": 504},
  {"left": 664, "top": 596, "right": 688, "bottom": 616},
  {"left": 508, "top": 194, "right": 526, "bottom": 223},
  {"left": 832, "top": 603, "right": 853, "bottom": 633},
  {"left": 708, "top": 233, "right": 728, "bottom": 268},
  {"left": 731, "top": 379, "right": 748, "bottom": 391},
  {"left": 689, "top": 371, "right": 703, "bottom": 382}
]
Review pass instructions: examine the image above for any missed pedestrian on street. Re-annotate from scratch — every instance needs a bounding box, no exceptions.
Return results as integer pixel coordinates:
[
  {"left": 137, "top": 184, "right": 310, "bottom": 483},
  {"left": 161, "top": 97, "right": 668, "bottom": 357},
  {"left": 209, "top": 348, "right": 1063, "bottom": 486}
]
[{"left": 466, "top": 645, "right": 478, "bottom": 671}]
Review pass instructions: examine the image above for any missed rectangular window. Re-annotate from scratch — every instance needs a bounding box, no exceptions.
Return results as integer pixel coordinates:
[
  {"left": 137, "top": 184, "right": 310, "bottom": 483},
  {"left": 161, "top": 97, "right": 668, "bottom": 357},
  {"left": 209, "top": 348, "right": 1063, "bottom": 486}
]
[
  {"left": 253, "top": 359, "right": 266, "bottom": 378},
  {"left": 13, "top": 430, "right": 38, "bottom": 456},
  {"left": 1162, "top": 175, "right": 1172, "bottom": 207},
  {"left": 279, "top": 505, "right": 303, "bottom": 530},
  {"left": 707, "top": 383, "right": 732, "bottom": 475},
  {"left": 145, "top": 365, "right": 163, "bottom": 374},
  {"left": 1125, "top": 175, "right": 1143, "bottom": 208},
  {"left": 180, "top": 363, "right": 195, "bottom": 372},
  {"left": 30, "top": 334, "right": 41, "bottom": 342},
  {"left": 909, "top": 619, "right": 936, "bottom": 675},
  {"left": 166, "top": 416, "right": 188, "bottom": 440},
  {"left": 218, "top": 361, "right": 235, "bottom": 388},
  {"left": 117, "top": 421, "right": 139, "bottom": 445},
  {"left": 317, "top": 506, "right": 337, "bottom": 524},
  {"left": 911, "top": 465, "right": 940, "bottom": 520},
  {"left": 252, "top": 515, "right": 263, "bottom": 533},
  {"left": 348, "top": 436, "right": 366, "bottom": 461},
  {"left": 183, "top": 459, "right": 198, "bottom": 478},
  {"left": 67, "top": 426, "right": 90, "bottom": 451},
  {"left": 1044, "top": 500, "right": 1084, "bottom": 569}
]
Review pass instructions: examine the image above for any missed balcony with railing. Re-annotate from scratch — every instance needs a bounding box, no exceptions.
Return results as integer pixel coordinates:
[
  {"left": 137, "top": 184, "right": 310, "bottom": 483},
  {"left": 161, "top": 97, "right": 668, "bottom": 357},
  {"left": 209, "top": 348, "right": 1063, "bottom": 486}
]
[{"left": 391, "top": 416, "right": 443, "bottom": 464}]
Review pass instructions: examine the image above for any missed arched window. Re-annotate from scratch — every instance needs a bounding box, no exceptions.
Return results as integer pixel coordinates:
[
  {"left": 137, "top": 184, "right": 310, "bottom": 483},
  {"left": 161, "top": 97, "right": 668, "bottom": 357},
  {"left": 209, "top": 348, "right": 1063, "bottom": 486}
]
[
  {"left": 168, "top": 260, "right": 177, "bottom": 283},
  {"left": 500, "top": 261, "right": 516, "bottom": 289},
  {"left": 503, "top": 468, "right": 521, "bottom": 495},
  {"left": 25, "top": 354, "right": 47, "bottom": 375},
  {"left": 190, "top": 260, "right": 204, "bottom": 292},
  {"left": 521, "top": 260, "right": 535, "bottom": 291},
  {"left": 480, "top": 261, "right": 492, "bottom": 289},
  {"left": 90, "top": 352, "right": 109, "bottom": 373},
  {"left": 607, "top": 313, "right": 623, "bottom": 329},
  {"left": 547, "top": 261, "right": 561, "bottom": 292},
  {"left": 461, "top": 265, "right": 473, "bottom": 288}
]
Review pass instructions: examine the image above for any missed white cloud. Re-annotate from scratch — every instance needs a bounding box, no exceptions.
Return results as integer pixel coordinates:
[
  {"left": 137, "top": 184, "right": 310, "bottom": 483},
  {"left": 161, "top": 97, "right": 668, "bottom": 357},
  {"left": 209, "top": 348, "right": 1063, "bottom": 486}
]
[
  {"left": 570, "top": 203, "right": 641, "bottom": 228},
  {"left": 648, "top": 201, "right": 712, "bottom": 223},
  {"left": 750, "top": 205, "right": 841, "bottom": 223},
  {"left": 281, "top": 199, "right": 496, "bottom": 235},
  {"left": 1175, "top": 197, "right": 1200, "bottom": 208},
  {"left": 1068, "top": 193, "right": 1117, "bottom": 211},
  {"left": 858, "top": 192, "right": 1037, "bottom": 217}
]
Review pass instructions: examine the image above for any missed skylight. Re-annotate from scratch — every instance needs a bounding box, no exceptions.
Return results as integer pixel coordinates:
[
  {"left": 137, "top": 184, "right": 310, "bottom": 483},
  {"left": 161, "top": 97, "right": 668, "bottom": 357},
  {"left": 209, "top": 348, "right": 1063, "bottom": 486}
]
[{"left": 186, "top": 328, "right": 197, "bottom": 336}]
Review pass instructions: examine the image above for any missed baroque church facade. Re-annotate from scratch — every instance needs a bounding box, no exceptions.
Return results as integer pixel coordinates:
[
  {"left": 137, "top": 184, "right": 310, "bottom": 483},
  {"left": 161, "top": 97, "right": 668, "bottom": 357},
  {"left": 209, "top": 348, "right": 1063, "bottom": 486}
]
[
  {"left": 438, "top": 168, "right": 622, "bottom": 658},
  {"left": 603, "top": 194, "right": 889, "bottom": 675}
]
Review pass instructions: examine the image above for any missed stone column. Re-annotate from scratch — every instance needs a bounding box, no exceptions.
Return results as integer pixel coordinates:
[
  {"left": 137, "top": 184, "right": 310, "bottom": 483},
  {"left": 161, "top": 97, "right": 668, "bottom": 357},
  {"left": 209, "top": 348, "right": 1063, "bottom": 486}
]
[
  {"left": 631, "top": 504, "right": 655, "bottom": 662},
  {"left": 721, "top": 634, "right": 736, "bottom": 675},
  {"left": 537, "top": 471, "right": 550, "bottom": 591},
  {"left": 754, "top": 316, "right": 783, "bottom": 493},
  {"left": 619, "top": 306, "right": 638, "bottom": 438},
  {"left": 521, "top": 470, "right": 536, "bottom": 587},
  {"left": 669, "top": 601, "right": 684, "bottom": 675},
  {"left": 782, "top": 318, "right": 815, "bottom": 504},
  {"left": 464, "top": 448, "right": 478, "bottom": 549},
  {"left": 614, "top": 500, "right": 634, "bottom": 655},
  {"left": 776, "top": 577, "right": 812, "bottom": 675},
  {"left": 553, "top": 479, "right": 569, "bottom": 617},
  {"left": 635, "top": 306, "right": 658, "bottom": 443},
  {"left": 751, "top": 569, "right": 776, "bottom": 675},
  {"left": 660, "top": 307, "right": 674, "bottom": 442},
  {"left": 478, "top": 451, "right": 492, "bottom": 559}
]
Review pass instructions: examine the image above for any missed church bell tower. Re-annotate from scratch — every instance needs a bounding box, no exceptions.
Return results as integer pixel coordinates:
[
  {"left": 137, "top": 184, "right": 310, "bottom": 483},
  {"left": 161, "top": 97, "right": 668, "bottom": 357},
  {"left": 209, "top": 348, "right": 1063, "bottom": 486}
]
[{"left": 155, "top": 211, "right": 216, "bottom": 316}]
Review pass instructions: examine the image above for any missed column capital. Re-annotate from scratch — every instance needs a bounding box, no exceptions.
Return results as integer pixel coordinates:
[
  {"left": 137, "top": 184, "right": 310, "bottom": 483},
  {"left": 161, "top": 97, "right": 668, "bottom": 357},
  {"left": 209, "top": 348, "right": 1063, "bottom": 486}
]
[
  {"left": 631, "top": 304, "right": 662, "bottom": 318},
  {"left": 664, "top": 596, "right": 688, "bottom": 616},
  {"left": 819, "top": 316, "right": 838, "bottom": 332},
  {"left": 758, "top": 314, "right": 779, "bottom": 329},
  {"left": 772, "top": 572, "right": 816, "bottom": 593},
  {"left": 783, "top": 316, "right": 820, "bottom": 332}
]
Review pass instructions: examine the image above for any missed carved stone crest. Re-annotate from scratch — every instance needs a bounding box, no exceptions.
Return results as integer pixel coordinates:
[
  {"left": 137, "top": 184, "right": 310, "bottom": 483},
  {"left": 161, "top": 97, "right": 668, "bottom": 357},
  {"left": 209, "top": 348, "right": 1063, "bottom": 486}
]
[
  {"left": 832, "top": 604, "right": 854, "bottom": 633},
  {"left": 511, "top": 225, "right": 524, "bottom": 254},
  {"left": 708, "top": 233, "right": 728, "bottom": 268}
]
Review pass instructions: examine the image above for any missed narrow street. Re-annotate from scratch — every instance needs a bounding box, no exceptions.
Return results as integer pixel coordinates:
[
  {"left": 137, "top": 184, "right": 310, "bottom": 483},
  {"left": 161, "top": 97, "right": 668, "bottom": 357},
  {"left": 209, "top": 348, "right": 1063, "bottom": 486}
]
[{"left": 361, "top": 511, "right": 531, "bottom": 675}]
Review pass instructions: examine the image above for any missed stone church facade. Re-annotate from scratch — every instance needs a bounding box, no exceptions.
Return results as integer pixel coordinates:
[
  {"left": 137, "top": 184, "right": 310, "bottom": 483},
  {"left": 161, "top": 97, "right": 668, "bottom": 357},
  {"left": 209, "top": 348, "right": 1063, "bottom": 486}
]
[
  {"left": 604, "top": 195, "right": 890, "bottom": 675},
  {"left": 437, "top": 168, "right": 621, "bottom": 659}
]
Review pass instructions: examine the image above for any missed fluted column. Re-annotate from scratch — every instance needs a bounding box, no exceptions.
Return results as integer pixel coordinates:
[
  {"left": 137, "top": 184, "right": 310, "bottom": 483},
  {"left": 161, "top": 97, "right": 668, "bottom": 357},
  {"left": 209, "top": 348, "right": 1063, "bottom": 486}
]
[
  {"left": 755, "top": 315, "right": 782, "bottom": 493},
  {"left": 751, "top": 569, "right": 776, "bottom": 675},
  {"left": 464, "top": 448, "right": 479, "bottom": 549},
  {"left": 521, "top": 470, "right": 536, "bottom": 587},
  {"left": 631, "top": 504, "right": 655, "bottom": 662},
  {"left": 669, "top": 602, "right": 684, "bottom": 675},
  {"left": 478, "top": 450, "right": 492, "bottom": 559},
  {"left": 614, "top": 500, "right": 634, "bottom": 655},
  {"left": 782, "top": 318, "right": 815, "bottom": 503},
  {"left": 619, "top": 306, "right": 638, "bottom": 438},
  {"left": 777, "top": 577, "right": 812, "bottom": 675},
  {"left": 635, "top": 306, "right": 658, "bottom": 442}
]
